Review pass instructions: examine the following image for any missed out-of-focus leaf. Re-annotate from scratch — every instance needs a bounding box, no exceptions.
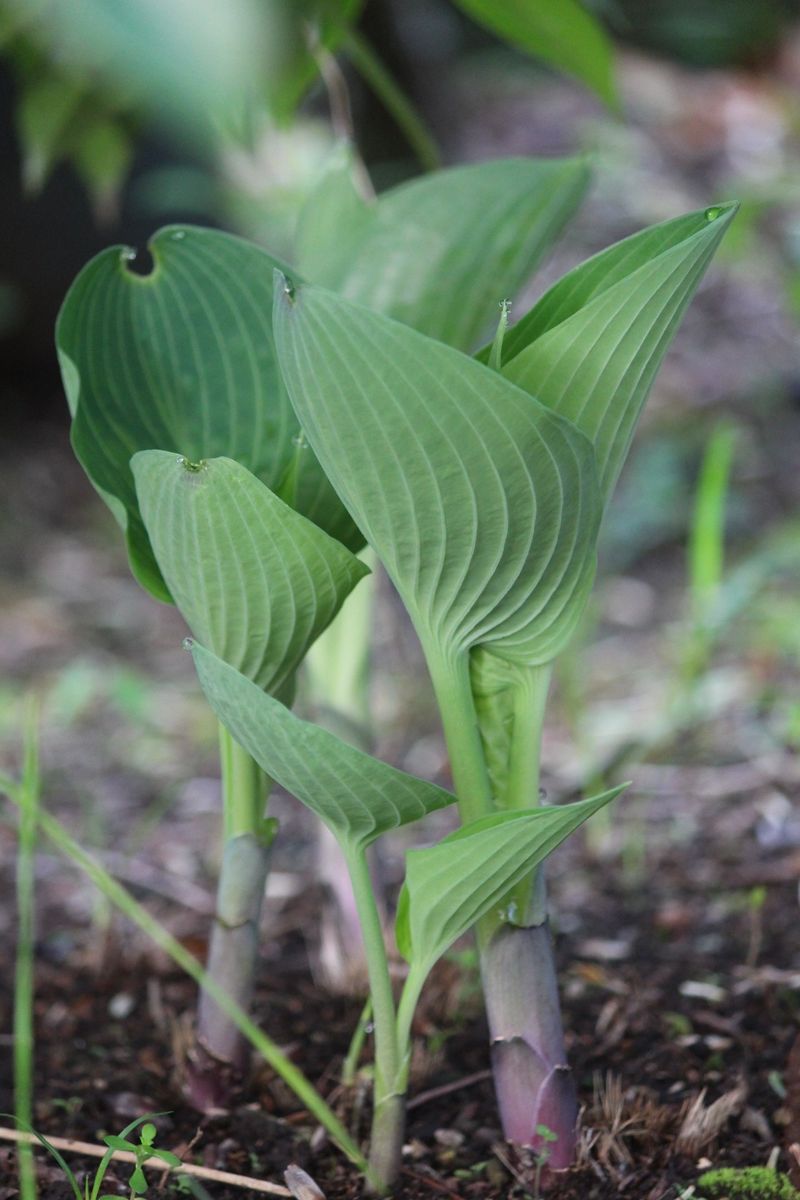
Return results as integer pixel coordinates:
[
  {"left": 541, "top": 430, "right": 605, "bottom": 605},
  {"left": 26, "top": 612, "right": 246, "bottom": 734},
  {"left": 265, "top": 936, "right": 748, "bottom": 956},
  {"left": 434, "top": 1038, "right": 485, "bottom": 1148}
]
[
  {"left": 16, "top": 73, "right": 83, "bottom": 191},
  {"left": 71, "top": 116, "right": 132, "bottom": 224},
  {"left": 134, "top": 453, "right": 369, "bottom": 694},
  {"left": 299, "top": 154, "right": 590, "bottom": 352},
  {"left": 453, "top": 0, "right": 617, "bottom": 108},
  {"left": 191, "top": 641, "right": 454, "bottom": 852},
  {"left": 4, "top": 0, "right": 268, "bottom": 149}
]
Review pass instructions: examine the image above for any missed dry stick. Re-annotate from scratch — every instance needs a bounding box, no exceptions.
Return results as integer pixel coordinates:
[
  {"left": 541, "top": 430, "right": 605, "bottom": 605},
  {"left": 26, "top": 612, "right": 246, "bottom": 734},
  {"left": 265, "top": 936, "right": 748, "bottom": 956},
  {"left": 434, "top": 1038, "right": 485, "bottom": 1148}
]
[{"left": 0, "top": 1127, "right": 292, "bottom": 1196}]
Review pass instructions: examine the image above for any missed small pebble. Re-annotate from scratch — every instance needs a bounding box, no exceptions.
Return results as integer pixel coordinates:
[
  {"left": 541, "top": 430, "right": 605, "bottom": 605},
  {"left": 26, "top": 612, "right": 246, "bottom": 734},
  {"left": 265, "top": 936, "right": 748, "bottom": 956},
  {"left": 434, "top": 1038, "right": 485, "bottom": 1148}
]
[{"left": 108, "top": 992, "right": 135, "bottom": 1019}]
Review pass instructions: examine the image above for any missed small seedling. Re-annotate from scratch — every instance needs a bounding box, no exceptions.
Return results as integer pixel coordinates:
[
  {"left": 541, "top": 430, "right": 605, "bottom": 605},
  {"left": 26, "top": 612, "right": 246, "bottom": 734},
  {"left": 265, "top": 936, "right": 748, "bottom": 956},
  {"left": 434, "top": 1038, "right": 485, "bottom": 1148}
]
[{"left": 102, "top": 1121, "right": 181, "bottom": 1198}]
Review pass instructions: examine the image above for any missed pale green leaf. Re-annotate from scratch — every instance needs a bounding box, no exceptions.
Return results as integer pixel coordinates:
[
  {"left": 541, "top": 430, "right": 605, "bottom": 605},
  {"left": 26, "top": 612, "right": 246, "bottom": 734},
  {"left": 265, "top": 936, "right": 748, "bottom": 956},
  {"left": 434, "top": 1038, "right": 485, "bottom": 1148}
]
[
  {"left": 299, "top": 154, "right": 590, "bottom": 351},
  {"left": 496, "top": 204, "right": 738, "bottom": 502},
  {"left": 56, "top": 225, "right": 359, "bottom": 602},
  {"left": 273, "top": 279, "right": 602, "bottom": 668},
  {"left": 190, "top": 641, "right": 454, "bottom": 851},
  {"left": 453, "top": 0, "right": 617, "bottom": 109},
  {"left": 133, "top": 453, "right": 369, "bottom": 694},
  {"left": 396, "top": 785, "right": 626, "bottom": 969}
]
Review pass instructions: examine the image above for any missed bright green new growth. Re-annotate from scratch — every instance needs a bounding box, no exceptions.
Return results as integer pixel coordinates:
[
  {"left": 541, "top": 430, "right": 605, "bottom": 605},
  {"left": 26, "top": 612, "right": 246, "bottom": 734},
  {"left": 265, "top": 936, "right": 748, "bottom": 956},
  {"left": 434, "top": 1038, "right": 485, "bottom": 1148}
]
[
  {"left": 696, "top": 1167, "right": 800, "bottom": 1200},
  {"left": 394, "top": 785, "right": 626, "bottom": 976},
  {"left": 133, "top": 452, "right": 369, "bottom": 695}
]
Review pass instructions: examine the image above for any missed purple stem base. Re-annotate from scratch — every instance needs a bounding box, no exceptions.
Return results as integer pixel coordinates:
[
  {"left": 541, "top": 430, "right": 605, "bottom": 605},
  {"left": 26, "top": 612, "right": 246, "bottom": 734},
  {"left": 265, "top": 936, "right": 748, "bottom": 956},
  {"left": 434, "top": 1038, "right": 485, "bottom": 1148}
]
[{"left": 480, "top": 920, "right": 577, "bottom": 1168}]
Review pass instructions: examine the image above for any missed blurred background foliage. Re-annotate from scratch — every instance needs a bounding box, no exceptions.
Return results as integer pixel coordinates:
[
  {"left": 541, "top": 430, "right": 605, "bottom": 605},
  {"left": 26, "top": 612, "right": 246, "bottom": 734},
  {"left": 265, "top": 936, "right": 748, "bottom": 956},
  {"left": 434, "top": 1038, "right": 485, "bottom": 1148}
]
[{"left": 1, "top": 0, "right": 799, "bottom": 916}]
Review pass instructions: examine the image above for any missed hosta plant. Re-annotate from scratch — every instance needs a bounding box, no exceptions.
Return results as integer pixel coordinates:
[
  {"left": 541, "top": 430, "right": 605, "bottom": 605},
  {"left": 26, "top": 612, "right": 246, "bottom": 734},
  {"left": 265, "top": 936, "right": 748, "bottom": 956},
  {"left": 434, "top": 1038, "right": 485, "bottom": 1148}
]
[
  {"left": 56, "top": 153, "right": 589, "bottom": 1100},
  {"left": 260, "top": 200, "right": 736, "bottom": 1179}
]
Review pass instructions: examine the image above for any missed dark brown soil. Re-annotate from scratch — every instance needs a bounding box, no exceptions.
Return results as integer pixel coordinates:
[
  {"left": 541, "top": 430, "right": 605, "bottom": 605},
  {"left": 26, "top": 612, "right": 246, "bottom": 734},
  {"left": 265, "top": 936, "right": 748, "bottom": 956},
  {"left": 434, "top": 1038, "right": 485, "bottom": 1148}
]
[{"left": 1, "top": 844, "right": 797, "bottom": 1200}]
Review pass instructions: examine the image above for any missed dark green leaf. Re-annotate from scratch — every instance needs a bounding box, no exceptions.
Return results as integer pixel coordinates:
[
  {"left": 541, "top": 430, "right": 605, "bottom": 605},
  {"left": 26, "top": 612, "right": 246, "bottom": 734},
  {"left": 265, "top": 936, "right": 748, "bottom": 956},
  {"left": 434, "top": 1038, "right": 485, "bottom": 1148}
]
[{"left": 57, "top": 225, "right": 359, "bottom": 601}]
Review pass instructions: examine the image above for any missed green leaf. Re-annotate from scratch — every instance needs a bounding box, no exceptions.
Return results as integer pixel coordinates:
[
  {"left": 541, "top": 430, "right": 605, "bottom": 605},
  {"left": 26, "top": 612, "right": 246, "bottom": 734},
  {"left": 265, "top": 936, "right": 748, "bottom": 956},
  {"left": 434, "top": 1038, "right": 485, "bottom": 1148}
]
[
  {"left": 5, "top": 0, "right": 268, "bottom": 147},
  {"left": 151, "top": 1148, "right": 182, "bottom": 1167},
  {"left": 129, "top": 1164, "right": 148, "bottom": 1195},
  {"left": 190, "top": 641, "right": 454, "bottom": 851},
  {"left": 453, "top": 0, "right": 617, "bottom": 109},
  {"left": 103, "top": 1135, "right": 136, "bottom": 1152},
  {"left": 274, "top": 279, "right": 602, "bottom": 668},
  {"left": 396, "top": 785, "right": 626, "bottom": 970},
  {"left": 300, "top": 155, "right": 590, "bottom": 352},
  {"left": 265, "top": 0, "right": 364, "bottom": 123},
  {"left": 133, "top": 453, "right": 369, "bottom": 694},
  {"left": 57, "top": 225, "right": 359, "bottom": 602},
  {"left": 16, "top": 74, "right": 83, "bottom": 192},
  {"left": 496, "top": 204, "right": 738, "bottom": 503}
]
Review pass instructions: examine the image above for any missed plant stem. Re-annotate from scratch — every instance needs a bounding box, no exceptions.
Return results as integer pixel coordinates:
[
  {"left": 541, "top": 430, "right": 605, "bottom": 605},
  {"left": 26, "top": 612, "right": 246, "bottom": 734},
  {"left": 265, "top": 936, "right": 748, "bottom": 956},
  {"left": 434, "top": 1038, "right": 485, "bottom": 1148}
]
[
  {"left": 344, "top": 846, "right": 404, "bottom": 1193},
  {"left": 343, "top": 29, "right": 442, "bottom": 173},
  {"left": 424, "top": 647, "right": 494, "bottom": 824},
  {"left": 193, "top": 726, "right": 272, "bottom": 1094},
  {"left": 342, "top": 996, "right": 373, "bottom": 1087},
  {"left": 475, "top": 662, "right": 577, "bottom": 1165},
  {"left": 14, "top": 700, "right": 38, "bottom": 1200}
]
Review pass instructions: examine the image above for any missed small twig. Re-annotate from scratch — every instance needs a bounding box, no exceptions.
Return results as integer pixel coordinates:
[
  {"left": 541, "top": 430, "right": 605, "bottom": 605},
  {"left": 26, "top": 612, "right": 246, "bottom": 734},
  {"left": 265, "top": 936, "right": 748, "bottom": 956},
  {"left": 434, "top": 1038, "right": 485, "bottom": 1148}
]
[
  {"left": 406, "top": 1068, "right": 492, "bottom": 1111},
  {"left": 0, "top": 1127, "right": 292, "bottom": 1196}
]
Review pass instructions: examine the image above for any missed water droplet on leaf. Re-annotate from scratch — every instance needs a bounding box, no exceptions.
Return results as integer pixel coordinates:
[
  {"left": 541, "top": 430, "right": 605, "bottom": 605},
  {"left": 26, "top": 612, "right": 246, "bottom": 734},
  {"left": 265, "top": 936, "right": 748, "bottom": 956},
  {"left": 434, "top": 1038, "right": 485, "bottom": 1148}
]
[
  {"left": 704, "top": 206, "right": 723, "bottom": 222},
  {"left": 182, "top": 637, "right": 195, "bottom": 651},
  {"left": 170, "top": 229, "right": 186, "bottom": 240}
]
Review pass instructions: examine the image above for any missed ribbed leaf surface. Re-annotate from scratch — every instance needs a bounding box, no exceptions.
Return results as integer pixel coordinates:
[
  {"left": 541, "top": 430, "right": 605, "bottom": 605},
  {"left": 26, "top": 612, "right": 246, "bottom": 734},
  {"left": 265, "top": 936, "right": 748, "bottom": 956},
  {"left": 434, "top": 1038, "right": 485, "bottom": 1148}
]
[
  {"left": 298, "top": 155, "right": 590, "bottom": 352},
  {"left": 497, "top": 204, "right": 737, "bottom": 501},
  {"left": 396, "top": 785, "right": 626, "bottom": 971},
  {"left": 133, "top": 453, "right": 369, "bottom": 694},
  {"left": 56, "top": 225, "right": 358, "bottom": 602},
  {"left": 274, "top": 280, "right": 602, "bottom": 667},
  {"left": 191, "top": 642, "right": 454, "bottom": 851}
]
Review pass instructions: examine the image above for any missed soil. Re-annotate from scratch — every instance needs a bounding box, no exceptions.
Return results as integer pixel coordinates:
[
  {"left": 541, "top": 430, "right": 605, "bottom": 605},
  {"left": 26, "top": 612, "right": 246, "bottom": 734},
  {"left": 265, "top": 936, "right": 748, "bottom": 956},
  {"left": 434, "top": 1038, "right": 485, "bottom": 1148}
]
[{"left": 0, "top": 825, "right": 798, "bottom": 1200}]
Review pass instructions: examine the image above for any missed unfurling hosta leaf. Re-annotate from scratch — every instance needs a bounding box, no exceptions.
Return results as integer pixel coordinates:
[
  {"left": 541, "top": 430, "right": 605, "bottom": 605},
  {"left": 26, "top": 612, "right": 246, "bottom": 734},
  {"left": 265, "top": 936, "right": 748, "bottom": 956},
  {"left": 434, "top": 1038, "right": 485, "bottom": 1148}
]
[
  {"left": 191, "top": 642, "right": 454, "bottom": 851},
  {"left": 395, "top": 785, "right": 626, "bottom": 973},
  {"left": 452, "top": 0, "right": 617, "bottom": 110},
  {"left": 133, "top": 453, "right": 369, "bottom": 695},
  {"left": 492, "top": 203, "right": 738, "bottom": 502},
  {"left": 56, "top": 225, "right": 359, "bottom": 603},
  {"left": 297, "top": 153, "right": 590, "bottom": 352},
  {"left": 273, "top": 279, "right": 603, "bottom": 668}
]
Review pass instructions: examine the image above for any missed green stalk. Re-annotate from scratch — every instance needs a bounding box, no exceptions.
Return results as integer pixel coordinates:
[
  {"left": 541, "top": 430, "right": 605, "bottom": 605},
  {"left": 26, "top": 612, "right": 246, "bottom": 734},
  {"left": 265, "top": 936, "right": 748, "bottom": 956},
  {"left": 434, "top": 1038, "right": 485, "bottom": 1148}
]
[
  {"left": 343, "top": 29, "right": 442, "bottom": 173},
  {"left": 1, "top": 794, "right": 367, "bottom": 1175},
  {"left": 192, "top": 725, "right": 273, "bottom": 1102},
  {"left": 424, "top": 646, "right": 494, "bottom": 824},
  {"left": 343, "top": 847, "right": 405, "bottom": 1193},
  {"left": 14, "top": 701, "right": 38, "bottom": 1200}
]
